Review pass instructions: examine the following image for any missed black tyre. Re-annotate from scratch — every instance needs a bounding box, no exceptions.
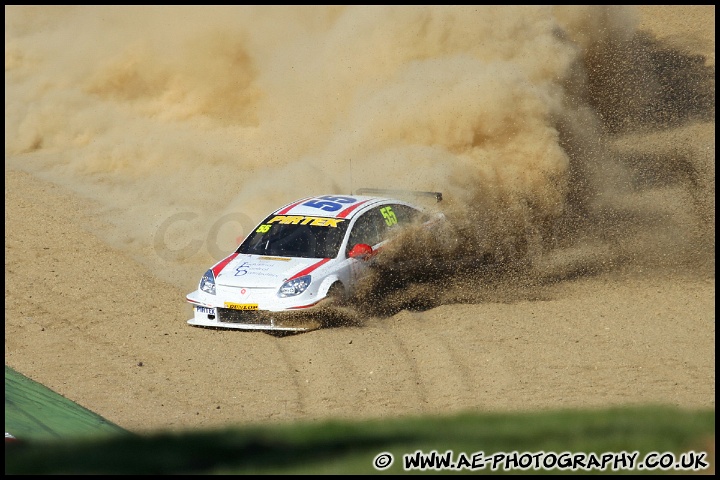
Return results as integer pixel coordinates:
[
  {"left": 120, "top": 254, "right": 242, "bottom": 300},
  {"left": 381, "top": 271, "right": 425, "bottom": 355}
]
[{"left": 324, "top": 282, "right": 346, "bottom": 306}]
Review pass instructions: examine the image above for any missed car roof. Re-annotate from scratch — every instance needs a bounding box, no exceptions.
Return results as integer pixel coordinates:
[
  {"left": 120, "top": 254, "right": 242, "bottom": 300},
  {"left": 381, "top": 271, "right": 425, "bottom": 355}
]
[{"left": 271, "top": 195, "right": 411, "bottom": 220}]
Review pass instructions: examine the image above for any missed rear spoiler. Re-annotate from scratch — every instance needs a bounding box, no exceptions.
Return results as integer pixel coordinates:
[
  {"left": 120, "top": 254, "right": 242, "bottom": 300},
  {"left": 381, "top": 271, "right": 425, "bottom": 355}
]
[{"left": 354, "top": 188, "right": 442, "bottom": 203}]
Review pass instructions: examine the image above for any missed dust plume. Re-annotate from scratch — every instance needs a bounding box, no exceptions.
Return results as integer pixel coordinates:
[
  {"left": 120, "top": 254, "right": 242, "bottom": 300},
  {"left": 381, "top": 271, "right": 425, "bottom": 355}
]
[{"left": 5, "top": 6, "right": 714, "bottom": 312}]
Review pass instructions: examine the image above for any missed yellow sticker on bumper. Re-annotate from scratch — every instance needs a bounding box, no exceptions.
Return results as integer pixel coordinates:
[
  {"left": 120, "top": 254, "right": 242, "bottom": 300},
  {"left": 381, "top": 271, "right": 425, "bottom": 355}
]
[{"left": 224, "top": 302, "right": 259, "bottom": 310}]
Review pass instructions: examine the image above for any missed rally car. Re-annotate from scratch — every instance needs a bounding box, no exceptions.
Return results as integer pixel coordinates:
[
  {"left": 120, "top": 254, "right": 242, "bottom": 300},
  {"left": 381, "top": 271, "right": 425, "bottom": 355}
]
[{"left": 186, "top": 188, "right": 444, "bottom": 332}]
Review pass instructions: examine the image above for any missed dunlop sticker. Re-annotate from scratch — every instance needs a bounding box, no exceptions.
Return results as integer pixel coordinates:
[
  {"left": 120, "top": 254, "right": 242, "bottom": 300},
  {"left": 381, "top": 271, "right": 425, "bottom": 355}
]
[{"left": 224, "top": 302, "right": 259, "bottom": 310}]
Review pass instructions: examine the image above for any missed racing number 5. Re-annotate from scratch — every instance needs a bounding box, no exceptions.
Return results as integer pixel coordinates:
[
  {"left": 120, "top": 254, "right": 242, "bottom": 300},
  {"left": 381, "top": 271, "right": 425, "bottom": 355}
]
[
  {"left": 380, "top": 206, "right": 397, "bottom": 226},
  {"left": 303, "top": 195, "right": 356, "bottom": 212}
]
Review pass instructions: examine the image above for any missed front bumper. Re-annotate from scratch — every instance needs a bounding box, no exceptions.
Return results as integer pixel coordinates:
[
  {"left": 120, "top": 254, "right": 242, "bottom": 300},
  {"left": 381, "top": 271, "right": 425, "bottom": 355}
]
[
  {"left": 186, "top": 290, "right": 323, "bottom": 332},
  {"left": 187, "top": 306, "right": 321, "bottom": 332}
]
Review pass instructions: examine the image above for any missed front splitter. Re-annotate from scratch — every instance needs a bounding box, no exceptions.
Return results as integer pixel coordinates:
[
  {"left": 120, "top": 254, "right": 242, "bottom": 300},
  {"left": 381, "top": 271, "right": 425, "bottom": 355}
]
[{"left": 187, "top": 316, "right": 321, "bottom": 332}]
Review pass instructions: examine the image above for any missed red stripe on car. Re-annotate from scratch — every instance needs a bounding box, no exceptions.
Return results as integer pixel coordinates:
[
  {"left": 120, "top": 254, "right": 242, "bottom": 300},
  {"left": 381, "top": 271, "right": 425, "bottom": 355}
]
[
  {"left": 277, "top": 197, "right": 311, "bottom": 215},
  {"left": 288, "top": 300, "right": 322, "bottom": 309},
  {"left": 288, "top": 257, "right": 331, "bottom": 280},
  {"left": 337, "top": 199, "right": 370, "bottom": 218},
  {"left": 212, "top": 252, "right": 238, "bottom": 277}
]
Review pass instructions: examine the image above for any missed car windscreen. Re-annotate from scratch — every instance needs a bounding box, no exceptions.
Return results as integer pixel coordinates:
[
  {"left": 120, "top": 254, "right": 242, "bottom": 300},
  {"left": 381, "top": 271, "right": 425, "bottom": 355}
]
[{"left": 237, "top": 214, "right": 349, "bottom": 259}]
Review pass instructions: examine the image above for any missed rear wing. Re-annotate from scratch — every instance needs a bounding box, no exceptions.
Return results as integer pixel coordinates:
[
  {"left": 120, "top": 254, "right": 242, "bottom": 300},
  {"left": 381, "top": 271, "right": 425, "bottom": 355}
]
[{"left": 354, "top": 188, "right": 442, "bottom": 203}]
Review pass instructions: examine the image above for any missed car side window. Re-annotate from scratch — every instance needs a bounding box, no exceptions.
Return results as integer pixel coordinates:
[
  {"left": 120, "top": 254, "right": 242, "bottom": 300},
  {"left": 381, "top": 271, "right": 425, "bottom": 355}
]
[
  {"left": 347, "top": 208, "right": 386, "bottom": 253},
  {"left": 346, "top": 204, "right": 425, "bottom": 256},
  {"left": 386, "top": 204, "right": 421, "bottom": 227}
]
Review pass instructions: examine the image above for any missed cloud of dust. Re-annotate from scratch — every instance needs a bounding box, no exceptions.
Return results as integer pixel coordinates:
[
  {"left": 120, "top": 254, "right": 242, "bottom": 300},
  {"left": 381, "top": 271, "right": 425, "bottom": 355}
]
[{"left": 5, "top": 6, "right": 714, "bottom": 305}]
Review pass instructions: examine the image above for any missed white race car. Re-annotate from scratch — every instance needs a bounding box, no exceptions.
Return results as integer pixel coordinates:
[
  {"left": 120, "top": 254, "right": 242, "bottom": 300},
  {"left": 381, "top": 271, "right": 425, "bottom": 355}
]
[{"left": 186, "top": 189, "right": 444, "bottom": 332}]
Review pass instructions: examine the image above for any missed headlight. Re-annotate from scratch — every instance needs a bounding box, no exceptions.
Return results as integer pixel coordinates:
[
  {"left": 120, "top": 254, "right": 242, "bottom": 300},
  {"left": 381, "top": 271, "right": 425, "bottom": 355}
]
[
  {"left": 278, "top": 275, "right": 311, "bottom": 297},
  {"left": 199, "top": 269, "right": 216, "bottom": 295}
]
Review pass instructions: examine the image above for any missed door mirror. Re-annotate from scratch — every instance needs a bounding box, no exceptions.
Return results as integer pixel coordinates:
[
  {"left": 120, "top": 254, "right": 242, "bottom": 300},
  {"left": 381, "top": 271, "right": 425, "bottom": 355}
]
[{"left": 348, "top": 243, "right": 373, "bottom": 259}]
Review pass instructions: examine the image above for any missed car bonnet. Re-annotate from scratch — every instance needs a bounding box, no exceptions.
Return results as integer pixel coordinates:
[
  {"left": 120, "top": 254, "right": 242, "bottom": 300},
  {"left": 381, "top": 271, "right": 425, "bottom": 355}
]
[{"left": 213, "top": 253, "right": 331, "bottom": 289}]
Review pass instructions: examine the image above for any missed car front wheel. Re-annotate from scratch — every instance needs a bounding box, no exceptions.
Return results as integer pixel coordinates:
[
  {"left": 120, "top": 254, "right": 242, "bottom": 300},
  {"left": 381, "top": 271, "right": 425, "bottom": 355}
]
[{"left": 324, "top": 282, "right": 346, "bottom": 306}]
